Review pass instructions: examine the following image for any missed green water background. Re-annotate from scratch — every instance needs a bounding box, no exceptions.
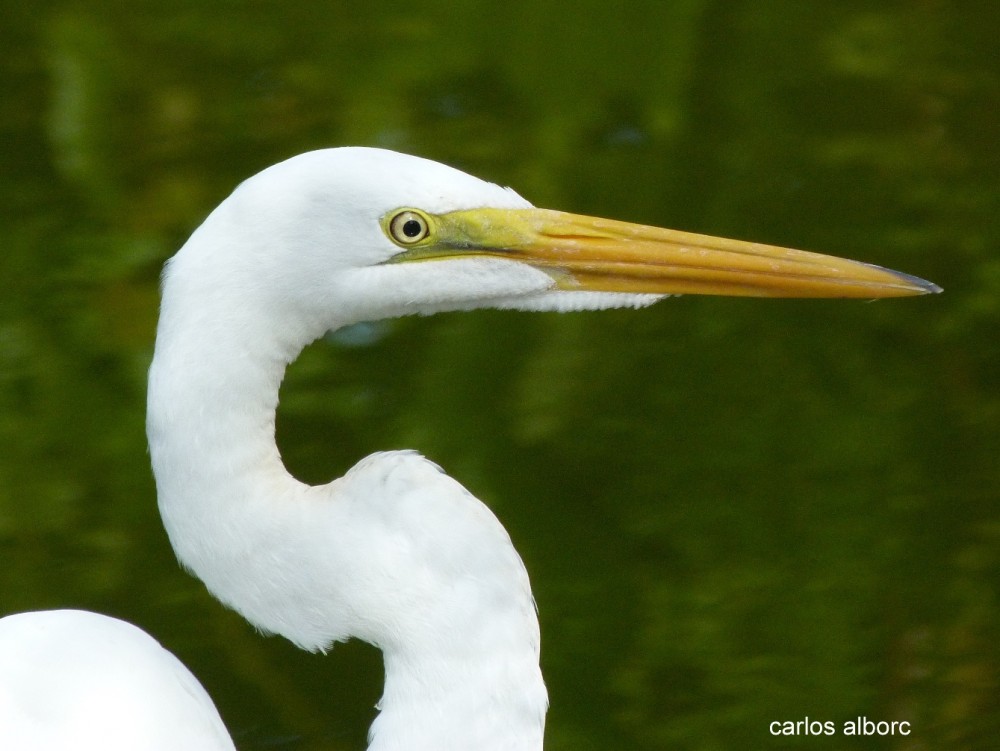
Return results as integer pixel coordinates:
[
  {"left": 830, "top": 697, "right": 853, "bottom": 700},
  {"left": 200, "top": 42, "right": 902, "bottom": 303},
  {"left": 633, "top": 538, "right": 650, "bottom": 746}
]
[{"left": 1, "top": 2, "right": 997, "bottom": 748}]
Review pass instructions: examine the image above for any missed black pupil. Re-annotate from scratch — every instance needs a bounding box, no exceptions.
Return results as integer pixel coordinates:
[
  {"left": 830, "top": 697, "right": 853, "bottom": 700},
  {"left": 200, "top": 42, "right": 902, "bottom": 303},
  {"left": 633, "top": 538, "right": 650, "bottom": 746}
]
[{"left": 402, "top": 218, "right": 422, "bottom": 238}]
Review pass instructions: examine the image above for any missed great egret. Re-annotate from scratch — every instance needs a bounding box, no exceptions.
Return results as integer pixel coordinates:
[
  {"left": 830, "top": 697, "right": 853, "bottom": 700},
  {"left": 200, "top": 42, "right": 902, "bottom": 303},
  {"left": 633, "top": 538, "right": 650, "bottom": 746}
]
[
  {"left": 147, "top": 147, "right": 939, "bottom": 750},
  {"left": 0, "top": 609, "right": 235, "bottom": 751}
]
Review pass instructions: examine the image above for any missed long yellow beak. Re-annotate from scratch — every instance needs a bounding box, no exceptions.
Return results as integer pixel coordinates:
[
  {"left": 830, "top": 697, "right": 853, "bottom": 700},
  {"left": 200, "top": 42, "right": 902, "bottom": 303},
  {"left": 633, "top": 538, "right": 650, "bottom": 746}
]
[{"left": 388, "top": 207, "right": 941, "bottom": 298}]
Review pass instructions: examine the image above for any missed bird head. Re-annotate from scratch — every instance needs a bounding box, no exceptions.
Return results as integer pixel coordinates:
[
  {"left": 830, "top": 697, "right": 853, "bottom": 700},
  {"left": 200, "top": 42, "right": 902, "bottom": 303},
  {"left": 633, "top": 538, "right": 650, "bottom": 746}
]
[{"left": 167, "top": 147, "right": 939, "bottom": 341}]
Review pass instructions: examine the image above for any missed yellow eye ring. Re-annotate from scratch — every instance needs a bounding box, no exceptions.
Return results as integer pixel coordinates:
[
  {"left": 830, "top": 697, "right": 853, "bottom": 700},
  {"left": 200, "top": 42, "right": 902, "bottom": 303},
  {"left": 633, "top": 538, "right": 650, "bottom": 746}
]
[{"left": 387, "top": 210, "right": 430, "bottom": 245}]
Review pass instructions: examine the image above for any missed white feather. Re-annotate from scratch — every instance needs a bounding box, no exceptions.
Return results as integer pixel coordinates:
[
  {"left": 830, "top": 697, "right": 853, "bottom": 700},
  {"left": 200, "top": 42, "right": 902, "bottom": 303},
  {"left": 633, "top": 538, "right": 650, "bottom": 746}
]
[
  {"left": 148, "top": 148, "right": 667, "bottom": 749},
  {"left": 0, "top": 610, "right": 234, "bottom": 751}
]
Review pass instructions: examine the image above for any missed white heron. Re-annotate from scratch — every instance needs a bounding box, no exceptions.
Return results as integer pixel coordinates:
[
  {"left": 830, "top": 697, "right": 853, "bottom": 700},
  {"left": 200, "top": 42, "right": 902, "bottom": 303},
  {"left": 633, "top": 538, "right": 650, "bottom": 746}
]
[
  {"left": 0, "top": 609, "right": 235, "bottom": 751},
  {"left": 146, "top": 147, "right": 938, "bottom": 750}
]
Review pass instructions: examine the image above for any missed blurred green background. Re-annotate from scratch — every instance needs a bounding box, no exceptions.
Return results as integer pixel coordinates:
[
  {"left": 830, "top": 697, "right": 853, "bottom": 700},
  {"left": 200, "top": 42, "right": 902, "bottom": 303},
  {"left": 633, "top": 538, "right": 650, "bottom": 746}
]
[{"left": 1, "top": 1, "right": 997, "bottom": 749}]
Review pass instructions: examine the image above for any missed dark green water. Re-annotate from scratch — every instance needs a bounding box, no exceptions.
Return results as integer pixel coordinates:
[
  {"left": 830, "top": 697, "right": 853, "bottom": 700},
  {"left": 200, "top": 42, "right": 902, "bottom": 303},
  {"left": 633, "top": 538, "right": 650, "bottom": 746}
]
[{"left": 1, "top": 2, "right": 997, "bottom": 749}]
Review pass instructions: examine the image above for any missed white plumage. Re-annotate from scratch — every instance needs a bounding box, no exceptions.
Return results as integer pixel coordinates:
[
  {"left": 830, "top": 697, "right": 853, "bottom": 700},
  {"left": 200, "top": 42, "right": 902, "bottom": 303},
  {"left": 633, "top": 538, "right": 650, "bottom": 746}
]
[
  {"left": 143, "top": 147, "right": 937, "bottom": 750},
  {"left": 148, "top": 150, "right": 566, "bottom": 750},
  {"left": 0, "top": 610, "right": 234, "bottom": 751}
]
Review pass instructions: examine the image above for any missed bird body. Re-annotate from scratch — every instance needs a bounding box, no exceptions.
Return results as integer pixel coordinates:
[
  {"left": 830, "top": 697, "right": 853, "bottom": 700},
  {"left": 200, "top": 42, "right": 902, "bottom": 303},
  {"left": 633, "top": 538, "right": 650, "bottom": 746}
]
[
  {"left": 146, "top": 147, "right": 938, "bottom": 749},
  {"left": 0, "top": 610, "right": 234, "bottom": 751}
]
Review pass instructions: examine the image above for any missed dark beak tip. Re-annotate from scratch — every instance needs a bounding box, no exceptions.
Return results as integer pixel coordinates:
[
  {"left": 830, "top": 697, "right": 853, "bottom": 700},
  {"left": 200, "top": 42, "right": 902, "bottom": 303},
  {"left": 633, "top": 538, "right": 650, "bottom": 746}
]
[
  {"left": 864, "top": 262, "right": 942, "bottom": 295},
  {"left": 901, "top": 273, "right": 943, "bottom": 296}
]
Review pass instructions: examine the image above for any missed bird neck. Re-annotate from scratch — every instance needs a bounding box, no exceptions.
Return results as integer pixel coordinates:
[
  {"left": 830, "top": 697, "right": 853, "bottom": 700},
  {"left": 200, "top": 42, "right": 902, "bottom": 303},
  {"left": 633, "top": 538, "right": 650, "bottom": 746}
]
[
  {"left": 147, "top": 286, "right": 322, "bottom": 640},
  {"left": 148, "top": 243, "right": 547, "bottom": 749},
  {"left": 372, "top": 647, "right": 546, "bottom": 751}
]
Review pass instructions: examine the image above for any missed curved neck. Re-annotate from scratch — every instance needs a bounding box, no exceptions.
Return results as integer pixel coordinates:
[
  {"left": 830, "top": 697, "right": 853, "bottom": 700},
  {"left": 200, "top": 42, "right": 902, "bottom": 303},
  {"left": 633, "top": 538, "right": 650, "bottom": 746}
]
[
  {"left": 147, "top": 288, "right": 321, "bottom": 639},
  {"left": 147, "top": 238, "right": 546, "bottom": 750}
]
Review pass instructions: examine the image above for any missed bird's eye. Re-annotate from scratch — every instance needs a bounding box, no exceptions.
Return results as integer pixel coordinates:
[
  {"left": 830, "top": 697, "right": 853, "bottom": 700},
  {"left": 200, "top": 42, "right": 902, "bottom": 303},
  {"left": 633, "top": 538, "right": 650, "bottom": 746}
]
[{"left": 388, "top": 210, "right": 430, "bottom": 245}]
